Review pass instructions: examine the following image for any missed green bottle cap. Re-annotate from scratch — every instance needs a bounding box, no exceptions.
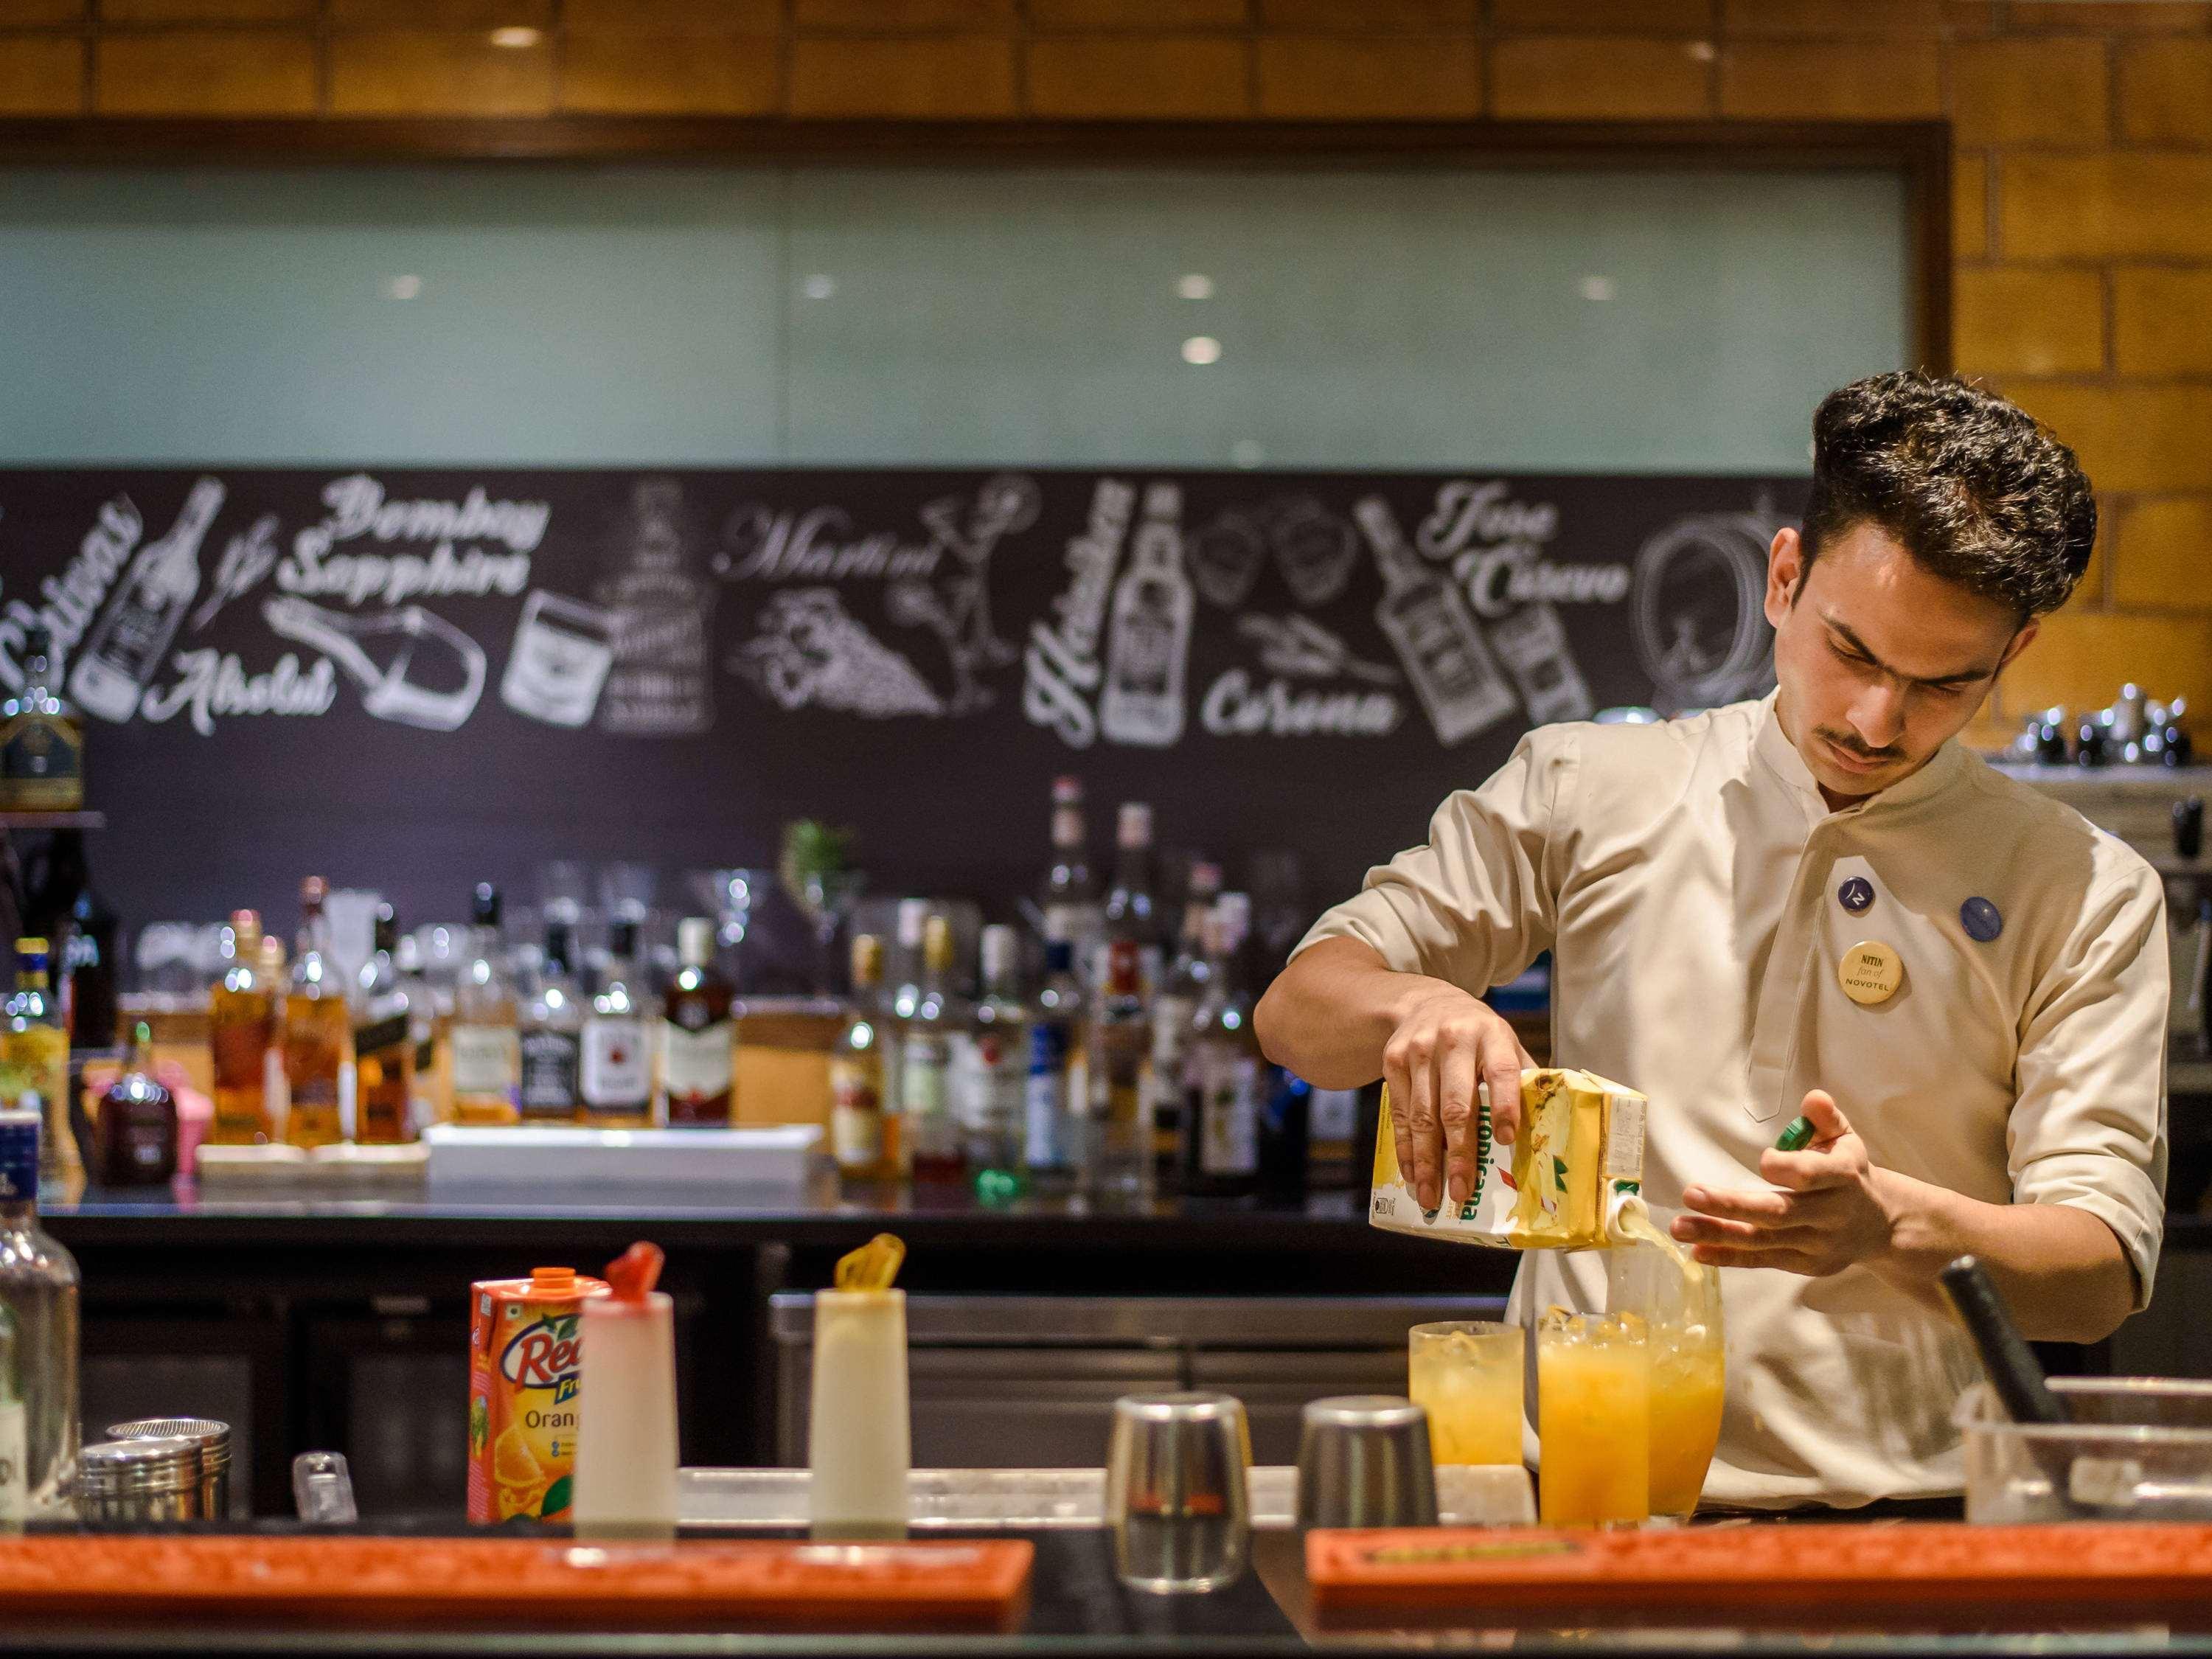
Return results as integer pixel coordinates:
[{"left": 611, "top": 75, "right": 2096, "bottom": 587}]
[{"left": 1775, "top": 1116, "right": 1815, "bottom": 1153}]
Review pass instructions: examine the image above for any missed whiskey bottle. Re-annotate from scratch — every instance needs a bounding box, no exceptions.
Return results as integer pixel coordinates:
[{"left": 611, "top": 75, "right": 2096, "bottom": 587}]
[
  {"left": 207, "top": 911, "right": 275, "bottom": 1145},
  {"left": 829, "top": 933, "right": 893, "bottom": 1181},
  {"left": 902, "top": 914, "right": 964, "bottom": 1183},
  {"left": 0, "top": 627, "right": 83, "bottom": 814},
  {"left": 580, "top": 918, "right": 653, "bottom": 1129},
  {"left": 660, "top": 917, "right": 734, "bottom": 1127},
  {"left": 518, "top": 918, "right": 583, "bottom": 1126},
  {"left": 450, "top": 883, "right": 521, "bottom": 1126},
  {"left": 0, "top": 1107, "right": 79, "bottom": 1518},
  {"left": 282, "top": 877, "right": 347, "bottom": 1149},
  {"left": 1082, "top": 936, "right": 1150, "bottom": 1198},
  {"left": 1180, "top": 894, "right": 1261, "bottom": 1197},
  {"left": 352, "top": 904, "right": 415, "bottom": 1145},
  {"left": 0, "top": 941, "right": 76, "bottom": 1187},
  {"left": 94, "top": 1021, "right": 177, "bottom": 1186}
]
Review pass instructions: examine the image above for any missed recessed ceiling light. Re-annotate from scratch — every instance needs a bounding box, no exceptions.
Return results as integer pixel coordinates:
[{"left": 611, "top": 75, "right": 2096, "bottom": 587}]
[
  {"left": 488, "top": 25, "right": 541, "bottom": 48},
  {"left": 1178, "top": 273, "right": 1214, "bottom": 301},
  {"left": 801, "top": 274, "right": 836, "bottom": 300},
  {"left": 1181, "top": 335, "right": 1222, "bottom": 366},
  {"left": 1579, "top": 275, "right": 1616, "bottom": 302},
  {"left": 383, "top": 274, "right": 423, "bottom": 300},
  {"left": 1231, "top": 439, "right": 1265, "bottom": 469}
]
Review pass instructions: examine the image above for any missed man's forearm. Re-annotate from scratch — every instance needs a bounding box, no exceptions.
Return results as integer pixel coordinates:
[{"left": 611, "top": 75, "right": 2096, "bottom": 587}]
[
  {"left": 1254, "top": 937, "right": 1433, "bottom": 1089},
  {"left": 1871, "top": 1170, "right": 2136, "bottom": 1344}
]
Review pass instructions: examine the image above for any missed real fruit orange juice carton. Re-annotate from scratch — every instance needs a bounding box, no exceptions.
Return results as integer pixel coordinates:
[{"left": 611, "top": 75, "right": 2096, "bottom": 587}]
[
  {"left": 1371, "top": 1066, "right": 1645, "bottom": 1251},
  {"left": 467, "top": 1266, "right": 610, "bottom": 1524}
]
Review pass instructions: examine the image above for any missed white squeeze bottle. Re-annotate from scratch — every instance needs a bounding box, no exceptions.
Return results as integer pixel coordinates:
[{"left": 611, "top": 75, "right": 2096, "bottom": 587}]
[
  {"left": 809, "top": 1234, "right": 911, "bottom": 1540},
  {"left": 571, "top": 1241, "right": 680, "bottom": 1542}
]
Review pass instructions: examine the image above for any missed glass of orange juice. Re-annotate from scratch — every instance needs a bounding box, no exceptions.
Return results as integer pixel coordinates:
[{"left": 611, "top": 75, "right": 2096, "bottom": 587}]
[
  {"left": 1608, "top": 1204, "right": 1725, "bottom": 1520},
  {"left": 1536, "top": 1310, "right": 1649, "bottom": 1527},
  {"left": 1408, "top": 1321, "right": 1524, "bottom": 1466}
]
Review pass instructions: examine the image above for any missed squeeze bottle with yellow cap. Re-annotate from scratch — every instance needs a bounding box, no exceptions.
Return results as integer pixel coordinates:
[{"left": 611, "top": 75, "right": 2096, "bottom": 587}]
[{"left": 810, "top": 1234, "right": 911, "bottom": 1538}]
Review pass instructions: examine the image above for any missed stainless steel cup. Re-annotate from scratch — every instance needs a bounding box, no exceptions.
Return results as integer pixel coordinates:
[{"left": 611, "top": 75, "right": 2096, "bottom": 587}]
[
  {"left": 1295, "top": 1394, "right": 1439, "bottom": 1528},
  {"left": 107, "top": 1417, "right": 231, "bottom": 1519},
  {"left": 1105, "top": 1391, "right": 1252, "bottom": 1593},
  {"left": 79, "top": 1438, "right": 203, "bottom": 1523}
]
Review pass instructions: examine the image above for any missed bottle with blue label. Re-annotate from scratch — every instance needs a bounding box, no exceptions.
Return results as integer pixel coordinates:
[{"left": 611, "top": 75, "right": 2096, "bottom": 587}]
[
  {"left": 1023, "top": 936, "right": 1085, "bottom": 1186},
  {"left": 0, "top": 1108, "right": 77, "bottom": 1518}
]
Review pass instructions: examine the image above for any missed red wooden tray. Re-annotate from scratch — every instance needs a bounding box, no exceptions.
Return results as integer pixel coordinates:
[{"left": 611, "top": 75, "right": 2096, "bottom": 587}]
[
  {"left": 1308, "top": 1523, "right": 2212, "bottom": 1614},
  {"left": 0, "top": 1536, "right": 1033, "bottom": 1629}
]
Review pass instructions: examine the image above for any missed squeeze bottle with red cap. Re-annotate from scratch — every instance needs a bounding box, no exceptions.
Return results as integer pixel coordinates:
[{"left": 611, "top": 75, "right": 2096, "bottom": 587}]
[{"left": 572, "top": 1241, "right": 680, "bottom": 1541}]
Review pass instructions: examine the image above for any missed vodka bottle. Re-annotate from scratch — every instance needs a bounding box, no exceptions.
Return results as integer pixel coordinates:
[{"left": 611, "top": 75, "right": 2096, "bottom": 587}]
[
  {"left": 954, "top": 924, "right": 1028, "bottom": 1201},
  {"left": 0, "top": 1107, "right": 78, "bottom": 1520},
  {"left": 1099, "top": 484, "right": 1194, "bottom": 748},
  {"left": 70, "top": 477, "right": 223, "bottom": 723},
  {"left": 1357, "top": 495, "right": 1516, "bottom": 745},
  {"left": 1023, "top": 933, "right": 1085, "bottom": 1186}
]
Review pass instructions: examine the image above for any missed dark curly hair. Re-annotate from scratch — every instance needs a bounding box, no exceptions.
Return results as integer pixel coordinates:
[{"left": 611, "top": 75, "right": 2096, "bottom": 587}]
[{"left": 1801, "top": 372, "right": 2096, "bottom": 622}]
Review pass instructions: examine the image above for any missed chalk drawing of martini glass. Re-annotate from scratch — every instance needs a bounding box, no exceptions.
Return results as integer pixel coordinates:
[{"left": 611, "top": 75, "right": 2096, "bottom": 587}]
[{"left": 263, "top": 595, "right": 487, "bottom": 731}]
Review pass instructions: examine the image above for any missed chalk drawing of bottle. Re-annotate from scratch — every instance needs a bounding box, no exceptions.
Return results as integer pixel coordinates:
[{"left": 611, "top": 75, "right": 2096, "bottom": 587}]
[
  {"left": 70, "top": 478, "right": 225, "bottom": 723},
  {"left": 1099, "top": 483, "right": 1195, "bottom": 748},
  {"left": 264, "top": 596, "right": 486, "bottom": 731},
  {"left": 596, "top": 479, "right": 714, "bottom": 737},
  {"left": 1356, "top": 495, "right": 1516, "bottom": 747},
  {"left": 1486, "top": 601, "right": 1596, "bottom": 726}
]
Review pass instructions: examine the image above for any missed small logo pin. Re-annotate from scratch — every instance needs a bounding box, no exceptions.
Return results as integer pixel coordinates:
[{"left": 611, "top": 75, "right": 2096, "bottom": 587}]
[
  {"left": 1961, "top": 897, "right": 2003, "bottom": 943},
  {"left": 1838, "top": 877, "right": 1874, "bottom": 914}
]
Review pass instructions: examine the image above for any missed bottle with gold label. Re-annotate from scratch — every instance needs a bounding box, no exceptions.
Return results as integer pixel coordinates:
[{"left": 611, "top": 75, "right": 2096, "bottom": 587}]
[
  {"left": 830, "top": 934, "right": 892, "bottom": 1181},
  {"left": 282, "top": 877, "right": 347, "bottom": 1149},
  {"left": 0, "top": 939, "right": 77, "bottom": 1186},
  {"left": 352, "top": 904, "right": 414, "bottom": 1144},
  {"left": 0, "top": 628, "right": 83, "bottom": 814},
  {"left": 208, "top": 911, "right": 276, "bottom": 1146},
  {"left": 451, "top": 883, "right": 521, "bottom": 1126}
]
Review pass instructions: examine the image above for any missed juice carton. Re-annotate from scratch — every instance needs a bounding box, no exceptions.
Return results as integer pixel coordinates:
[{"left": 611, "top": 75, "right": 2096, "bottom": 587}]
[
  {"left": 1370, "top": 1066, "right": 1644, "bottom": 1251},
  {"left": 467, "top": 1266, "right": 610, "bottom": 1524}
]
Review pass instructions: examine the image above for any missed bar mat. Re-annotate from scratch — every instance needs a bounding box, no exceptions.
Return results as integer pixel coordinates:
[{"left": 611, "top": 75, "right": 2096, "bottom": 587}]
[{"left": 0, "top": 1535, "right": 1032, "bottom": 1628}]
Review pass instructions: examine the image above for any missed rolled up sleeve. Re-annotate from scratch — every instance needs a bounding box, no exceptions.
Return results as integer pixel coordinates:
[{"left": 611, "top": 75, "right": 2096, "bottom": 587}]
[
  {"left": 2009, "top": 865, "right": 2170, "bottom": 1310},
  {"left": 1292, "top": 725, "right": 1576, "bottom": 995}
]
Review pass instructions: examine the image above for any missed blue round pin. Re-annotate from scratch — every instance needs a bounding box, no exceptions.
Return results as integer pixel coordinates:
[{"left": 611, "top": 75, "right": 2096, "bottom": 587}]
[
  {"left": 1961, "top": 897, "right": 2003, "bottom": 942},
  {"left": 1838, "top": 877, "right": 1874, "bottom": 914}
]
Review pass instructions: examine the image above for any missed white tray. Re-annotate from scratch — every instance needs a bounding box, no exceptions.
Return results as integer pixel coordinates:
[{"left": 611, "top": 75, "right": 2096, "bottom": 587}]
[{"left": 421, "top": 1123, "right": 822, "bottom": 1194}]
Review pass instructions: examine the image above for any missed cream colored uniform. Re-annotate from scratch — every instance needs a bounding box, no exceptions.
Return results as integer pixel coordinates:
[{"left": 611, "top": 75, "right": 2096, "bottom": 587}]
[{"left": 1300, "top": 692, "right": 2168, "bottom": 1508}]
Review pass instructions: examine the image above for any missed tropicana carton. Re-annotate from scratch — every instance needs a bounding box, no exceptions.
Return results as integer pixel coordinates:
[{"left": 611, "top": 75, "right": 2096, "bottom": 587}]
[
  {"left": 1370, "top": 1066, "right": 1646, "bottom": 1251},
  {"left": 467, "top": 1265, "right": 611, "bottom": 1524}
]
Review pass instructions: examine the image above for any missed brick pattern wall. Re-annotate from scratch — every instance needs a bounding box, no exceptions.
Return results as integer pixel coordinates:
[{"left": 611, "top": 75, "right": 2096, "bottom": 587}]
[{"left": 0, "top": 0, "right": 2207, "bottom": 736}]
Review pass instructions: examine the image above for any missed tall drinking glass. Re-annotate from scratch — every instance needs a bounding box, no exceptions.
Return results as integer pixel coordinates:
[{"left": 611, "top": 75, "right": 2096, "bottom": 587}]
[
  {"left": 1536, "top": 1310, "right": 1648, "bottom": 1528},
  {"left": 1408, "top": 1321, "right": 1524, "bottom": 1467},
  {"left": 1608, "top": 1205, "right": 1725, "bottom": 1520}
]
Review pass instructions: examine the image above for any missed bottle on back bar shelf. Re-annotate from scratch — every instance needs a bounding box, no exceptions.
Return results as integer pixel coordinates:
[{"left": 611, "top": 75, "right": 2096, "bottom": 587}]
[
  {"left": 94, "top": 1021, "right": 176, "bottom": 1186},
  {"left": 1023, "top": 929, "right": 1085, "bottom": 1189},
  {"left": 661, "top": 918, "right": 734, "bottom": 1127},
  {"left": 352, "top": 903, "right": 415, "bottom": 1145},
  {"left": 883, "top": 898, "right": 932, "bottom": 1127},
  {"left": 208, "top": 911, "right": 275, "bottom": 1145},
  {"left": 394, "top": 932, "right": 444, "bottom": 1127},
  {"left": 0, "top": 625, "right": 83, "bottom": 813},
  {"left": 580, "top": 918, "right": 654, "bottom": 1129},
  {"left": 451, "top": 883, "right": 521, "bottom": 1126},
  {"left": 1040, "top": 776, "right": 1102, "bottom": 978},
  {"left": 282, "top": 877, "right": 347, "bottom": 1149},
  {"left": 1181, "top": 894, "right": 1262, "bottom": 1197},
  {"left": 518, "top": 917, "right": 584, "bottom": 1126},
  {"left": 1149, "top": 860, "right": 1220, "bottom": 1193},
  {"left": 830, "top": 933, "right": 894, "bottom": 1183},
  {"left": 0, "top": 941, "right": 76, "bottom": 1187},
  {"left": 902, "top": 914, "right": 964, "bottom": 1184},
  {"left": 1082, "top": 936, "right": 1150, "bottom": 1198},
  {"left": 1102, "top": 801, "right": 1162, "bottom": 994},
  {"left": 26, "top": 831, "right": 117, "bottom": 1051},
  {"left": 956, "top": 924, "right": 1029, "bottom": 1203},
  {"left": 0, "top": 1107, "right": 78, "bottom": 1519}
]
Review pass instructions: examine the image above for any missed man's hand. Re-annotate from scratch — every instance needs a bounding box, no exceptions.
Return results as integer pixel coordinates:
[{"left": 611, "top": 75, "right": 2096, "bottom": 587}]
[
  {"left": 1382, "top": 982, "right": 1533, "bottom": 1211},
  {"left": 1673, "top": 1091, "right": 1898, "bottom": 1276}
]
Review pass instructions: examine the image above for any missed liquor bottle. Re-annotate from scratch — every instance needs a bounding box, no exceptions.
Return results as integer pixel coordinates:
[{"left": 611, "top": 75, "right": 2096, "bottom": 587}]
[
  {"left": 1149, "top": 860, "right": 1220, "bottom": 1192},
  {"left": 94, "top": 1021, "right": 178, "bottom": 1186},
  {"left": 955, "top": 923, "right": 1028, "bottom": 1202},
  {"left": 830, "top": 933, "right": 894, "bottom": 1182},
  {"left": 1102, "top": 802, "right": 1162, "bottom": 993},
  {"left": 883, "top": 897, "right": 932, "bottom": 1122},
  {"left": 0, "top": 626, "right": 83, "bottom": 813},
  {"left": 451, "top": 883, "right": 521, "bottom": 1127},
  {"left": 1356, "top": 495, "right": 1516, "bottom": 746},
  {"left": 1082, "top": 936, "right": 1150, "bottom": 1197},
  {"left": 1099, "top": 483, "right": 1194, "bottom": 748},
  {"left": 69, "top": 477, "right": 222, "bottom": 724},
  {"left": 352, "top": 904, "right": 415, "bottom": 1145},
  {"left": 282, "top": 877, "right": 347, "bottom": 1150},
  {"left": 1040, "top": 776, "right": 1102, "bottom": 970},
  {"left": 396, "top": 932, "right": 445, "bottom": 1126},
  {"left": 902, "top": 914, "right": 964, "bottom": 1183},
  {"left": 0, "top": 941, "right": 76, "bottom": 1186},
  {"left": 1257, "top": 1068, "right": 1312, "bottom": 1203},
  {"left": 661, "top": 917, "right": 734, "bottom": 1127},
  {"left": 0, "top": 1107, "right": 79, "bottom": 1518},
  {"left": 26, "top": 832, "right": 118, "bottom": 1051},
  {"left": 518, "top": 919, "right": 583, "bottom": 1126},
  {"left": 580, "top": 918, "right": 654, "bottom": 1129},
  {"left": 1180, "top": 894, "right": 1262, "bottom": 1197},
  {"left": 208, "top": 911, "right": 275, "bottom": 1145},
  {"left": 1023, "top": 932, "right": 1085, "bottom": 1188},
  {"left": 595, "top": 479, "right": 714, "bottom": 737}
]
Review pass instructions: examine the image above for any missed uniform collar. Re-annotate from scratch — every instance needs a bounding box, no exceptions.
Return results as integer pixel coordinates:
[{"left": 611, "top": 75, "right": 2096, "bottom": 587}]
[{"left": 1752, "top": 689, "right": 1968, "bottom": 826}]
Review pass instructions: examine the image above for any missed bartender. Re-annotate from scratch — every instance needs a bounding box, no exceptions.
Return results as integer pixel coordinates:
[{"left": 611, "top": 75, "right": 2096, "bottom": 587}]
[{"left": 1256, "top": 371, "right": 2168, "bottom": 1512}]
